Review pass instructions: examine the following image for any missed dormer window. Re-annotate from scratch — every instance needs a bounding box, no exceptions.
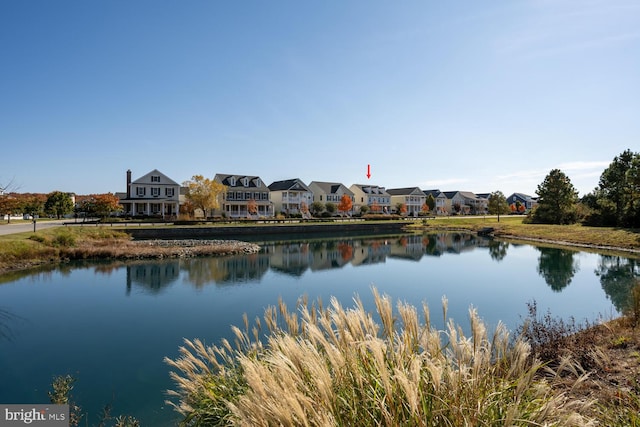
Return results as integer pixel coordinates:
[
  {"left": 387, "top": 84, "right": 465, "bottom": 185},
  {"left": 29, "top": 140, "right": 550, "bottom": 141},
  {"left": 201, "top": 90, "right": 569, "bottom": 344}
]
[
  {"left": 255, "top": 178, "right": 261, "bottom": 187},
  {"left": 243, "top": 177, "right": 249, "bottom": 187},
  {"left": 229, "top": 177, "right": 236, "bottom": 186},
  {"left": 151, "top": 176, "right": 160, "bottom": 182}
]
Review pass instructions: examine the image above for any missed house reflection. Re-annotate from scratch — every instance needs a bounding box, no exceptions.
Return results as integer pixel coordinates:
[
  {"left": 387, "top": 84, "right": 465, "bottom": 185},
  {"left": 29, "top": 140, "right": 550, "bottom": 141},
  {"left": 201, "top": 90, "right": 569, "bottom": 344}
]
[
  {"left": 126, "top": 261, "right": 180, "bottom": 295},
  {"left": 181, "top": 252, "right": 271, "bottom": 288},
  {"left": 266, "top": 242, "right": 313, "bottom": 277},
  {"left": 122, "top": 233, "right": 510, "bottom": 290}
]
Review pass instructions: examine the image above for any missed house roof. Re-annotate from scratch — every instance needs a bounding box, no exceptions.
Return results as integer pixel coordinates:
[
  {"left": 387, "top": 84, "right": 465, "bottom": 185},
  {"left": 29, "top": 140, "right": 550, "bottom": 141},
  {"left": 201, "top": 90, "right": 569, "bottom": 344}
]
[
  {"left": 442, "top": 191, "right": 459, "bottom": 199},
  {"left": 309, "top": 181, "right": 354, "bottom": 196},
  {"left": 387, "top": 187, "right": 423, "bottom": 196},
  {"left": 351, "top": 184, "right": 390, "bottom": 196},
  {"left": 510, "top": 192, "right": 535, "bottom": 201},
  {"left": 131, "top": 169, "right": 179, "bottom": 186},
  {"left": 423, "top": 189, "right": 445, "bottom": 198},
  {"left": 458, "top": 191, "right": 479, "bottom": 200},
  {"left": 268, "top": 178, "right": 311, "bottom": 192},
  {"left": 214, "top": 174, "right": 268, "bottom": 190}
]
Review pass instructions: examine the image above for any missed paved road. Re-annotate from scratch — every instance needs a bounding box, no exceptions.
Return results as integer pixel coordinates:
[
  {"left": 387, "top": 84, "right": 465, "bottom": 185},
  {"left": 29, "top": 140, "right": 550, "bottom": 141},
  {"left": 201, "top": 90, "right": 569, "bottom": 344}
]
[{"left": 0, "top": 219, "right": 70, "bottom": 236}]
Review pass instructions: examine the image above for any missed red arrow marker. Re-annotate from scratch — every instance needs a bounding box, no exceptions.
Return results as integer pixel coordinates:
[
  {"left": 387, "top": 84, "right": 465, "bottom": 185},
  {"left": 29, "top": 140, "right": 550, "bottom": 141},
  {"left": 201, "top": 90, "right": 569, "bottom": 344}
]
[{"left": 366, "top": 164, "right": 371, "bottom": 179}]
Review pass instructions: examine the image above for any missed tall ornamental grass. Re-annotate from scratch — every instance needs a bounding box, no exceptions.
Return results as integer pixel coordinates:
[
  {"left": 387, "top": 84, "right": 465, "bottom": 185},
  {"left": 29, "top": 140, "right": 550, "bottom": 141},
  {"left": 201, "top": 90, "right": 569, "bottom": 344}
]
[{"left": 166, "top": 288, "right": 593, "bottom": 426}]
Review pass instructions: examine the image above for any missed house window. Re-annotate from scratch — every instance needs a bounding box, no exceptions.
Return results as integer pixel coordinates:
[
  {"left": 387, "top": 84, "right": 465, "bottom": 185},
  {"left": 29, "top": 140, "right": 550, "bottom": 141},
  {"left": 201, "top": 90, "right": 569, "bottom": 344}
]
[
  {"left": 151, "top": 176, "right": 160, "bottom": 182},
  {"left": 151, "top": 187, "right": 160, "bottom": 197},
  {"left": 236, "top": 191, "right": 243, "bottom": 200},
  {"left": 229, "top": 177, "right": 236, "bottom": 186},
  {"left": 256, "top": 178, "right": 261, "bottom": 187},
  {"left": 165, "top": 188, "right": 174, "bottom": 197},
  {"left": 245, "top": 192, "right": 251, "bottom": 200},
  {"left": 243, "top": 177, "right": 249, "bottom": 187},
  {"left": 136, "top": 187, "right": 146, "bottom": 196}
]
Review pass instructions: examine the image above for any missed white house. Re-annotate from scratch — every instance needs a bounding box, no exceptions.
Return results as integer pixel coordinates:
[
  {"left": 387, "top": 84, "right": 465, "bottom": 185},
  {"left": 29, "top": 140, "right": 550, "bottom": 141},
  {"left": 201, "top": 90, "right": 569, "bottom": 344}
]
[{"left": 117, "top": 169, "right": 180, "bottom": 218}]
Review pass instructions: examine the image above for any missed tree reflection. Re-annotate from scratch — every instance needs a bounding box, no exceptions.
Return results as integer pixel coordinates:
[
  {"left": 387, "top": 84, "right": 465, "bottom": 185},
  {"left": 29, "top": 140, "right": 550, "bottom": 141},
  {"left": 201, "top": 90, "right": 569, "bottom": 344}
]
[
  {"left": 596, "top": 256, "right": 640, "bottom": 312},
  {"left": 488, "top": 240, "right": 509, "bottom": 262},
  {"left": 0, "top": 307, "right": 24, "bottom": 342},
  {"left": 536, "top": 247, "right": 579, "bottom": 292}
]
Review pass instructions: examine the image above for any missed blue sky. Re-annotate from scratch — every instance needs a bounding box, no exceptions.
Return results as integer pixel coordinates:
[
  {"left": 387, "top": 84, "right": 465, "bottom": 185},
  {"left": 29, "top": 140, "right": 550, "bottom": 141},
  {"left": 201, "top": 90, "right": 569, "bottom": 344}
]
[{"left": 1, "top": 0, "right": 638, "bottom": 197}]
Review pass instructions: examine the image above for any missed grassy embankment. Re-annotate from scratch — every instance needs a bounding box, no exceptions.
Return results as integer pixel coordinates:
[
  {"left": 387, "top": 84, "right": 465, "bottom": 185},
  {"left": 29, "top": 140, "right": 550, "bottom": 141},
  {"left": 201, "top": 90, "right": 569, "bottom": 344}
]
[{"left": 416, "top": 215, "right": 640, "bottom": 255}]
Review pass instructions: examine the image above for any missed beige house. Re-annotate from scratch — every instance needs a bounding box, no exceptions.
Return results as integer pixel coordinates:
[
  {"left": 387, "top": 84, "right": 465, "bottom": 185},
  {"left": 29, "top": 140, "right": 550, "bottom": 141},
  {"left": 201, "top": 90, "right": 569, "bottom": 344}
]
[
  {"left": 117, "top": 169, "right": 180, "bottom": 218},
  {"left": 308, "top": 181, "right": 355, "bottom": 214},
  {"left": 349, "top": 184, "right": 391, "bottom": 214},
  {"left": 268, "top": 178, "right": 313, "bottom": 217},
  {"left": 387, "top": 187, "right": 426, "bottom": 216},
  {"left": 215, "top": 174, "right": 273, "bottom": 218}
]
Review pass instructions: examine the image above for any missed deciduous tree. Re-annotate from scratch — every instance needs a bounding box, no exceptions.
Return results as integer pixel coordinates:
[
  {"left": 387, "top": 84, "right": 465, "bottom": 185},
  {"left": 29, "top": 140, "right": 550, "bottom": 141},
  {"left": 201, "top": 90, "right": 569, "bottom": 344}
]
[
  {"left": 45, "top": 191, "right": 74, "bottom": 219},
  {"left": 531, "top": 169, "right": 579, "bottom": 224},
  {"left": 325, "top": 202, "right": 336, "bottom": 215},
  {"left": 247, "top": 199, "right": 258, "bottom": 217},
  {"left": 337, "top": 194, "right": 352, "bottom": 216},
  {"left": 310, "top": 201, "right": 324, "bottom": 216},
  {"left": 183, "top": 175, "right": 227, "bottom": 218},
  {"left": 487, "top": 191, "right": 509, "bottom": 222},
  {"left": 395, "top": 203, "right": 407, "bottom": 216},
  {"left": 81, "top": 193, "right": 122, "bottom": 218}
]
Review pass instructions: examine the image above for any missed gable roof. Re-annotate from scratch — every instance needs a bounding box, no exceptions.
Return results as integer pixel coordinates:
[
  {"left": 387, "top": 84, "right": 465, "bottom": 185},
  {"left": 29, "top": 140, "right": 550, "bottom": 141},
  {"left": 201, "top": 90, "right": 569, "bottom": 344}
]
[
  {"left": 387, "top": 187, "right": 424, "bottom": 196},
  {"left": 131, "top": 169, "right": 179, "bottom": 186},
  {"left": 268, "top": 178, "right": 311, "bottom": 192},
  {"left": 442, "top": 191, "right": 459, "bottom": 199},
  {"left": 458, "top": 191, "right": 479, "bottom": 200},
  {"left": 423, "top": 189, "right": 445, "bottom": 198},
  {"left": 309, "top": 181, "right": 354, "bottom": 196}
]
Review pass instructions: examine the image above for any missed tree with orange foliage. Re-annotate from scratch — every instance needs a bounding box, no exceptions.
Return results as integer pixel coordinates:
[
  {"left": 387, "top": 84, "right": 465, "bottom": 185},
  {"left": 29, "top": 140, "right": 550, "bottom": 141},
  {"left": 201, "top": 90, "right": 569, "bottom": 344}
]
[
  {"left": 396, "top": 203, "right": 407, "bottom": 216},
  {"left": 337, "top": 194, "right": 352, "bottom": 216},
  {"left": 421, "top": 202, "right": 430, "bottom": 215},
  {"left": 370, "top": 200, "right": 380, "bottom": 213},
  {"left": 247, "top": 199, "right": 258, "bottom": 217}
]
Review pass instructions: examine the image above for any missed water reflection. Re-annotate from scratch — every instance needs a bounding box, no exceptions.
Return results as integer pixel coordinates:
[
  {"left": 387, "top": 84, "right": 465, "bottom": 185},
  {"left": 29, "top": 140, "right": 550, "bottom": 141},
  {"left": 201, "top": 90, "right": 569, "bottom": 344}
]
[
  {"left": 596, "top": 256, "right": 640, "bottom": 312},
  {"left": 83, "top": 233, "right": 638, "bottom": 305},
  {"left": 535, "top": 247, "right": 579, "bottom": 292},
  {"left": 488, "top": 241, "right": 509, "bottom": 262},
  {"left": 126, "top": 262, "right": 180, "bottom": 294}
]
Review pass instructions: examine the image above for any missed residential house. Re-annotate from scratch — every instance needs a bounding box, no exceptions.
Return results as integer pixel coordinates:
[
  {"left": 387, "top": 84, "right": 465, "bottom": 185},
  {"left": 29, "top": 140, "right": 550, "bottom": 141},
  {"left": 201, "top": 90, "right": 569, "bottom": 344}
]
[
  {"left": 349, "top": 184, "right": 391, "bottom": 214},
  {"left": 268, "top": 178, "right": 313, "bottom": 217},
  {"left": 215, "top": 174, "right": 273, "bottom": 218},
  {"left": 441, "top": 191, "right": 486, "bottom": 215},
  {"left": 308, "top": 181, "right": 355, "bottom": 215},
  {"left": 387, "top": 187, "right": 425, "bottom": 216},
  {"left": 506, "top": 193, "right": 538, "bottom": 212},
  {"left": 423, "top": 190, "right": 447, "bottom": 215},
  {"left": 117, "top": 169, "right": 180, "bottom": 218}
]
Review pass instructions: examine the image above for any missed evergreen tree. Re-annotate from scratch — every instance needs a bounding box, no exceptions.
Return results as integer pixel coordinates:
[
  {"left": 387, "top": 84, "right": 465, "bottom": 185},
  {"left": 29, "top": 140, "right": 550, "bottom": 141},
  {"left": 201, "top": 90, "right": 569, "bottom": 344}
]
[{"left": 531, "top": 169, "right": 578, "bottom": 224}]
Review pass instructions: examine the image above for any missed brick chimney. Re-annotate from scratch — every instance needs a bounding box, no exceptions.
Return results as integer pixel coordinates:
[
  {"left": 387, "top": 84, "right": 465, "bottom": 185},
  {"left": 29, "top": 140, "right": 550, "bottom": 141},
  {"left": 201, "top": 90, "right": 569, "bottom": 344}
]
[{"left": 126, "top": 169, "right": 132, "bottom": 199}]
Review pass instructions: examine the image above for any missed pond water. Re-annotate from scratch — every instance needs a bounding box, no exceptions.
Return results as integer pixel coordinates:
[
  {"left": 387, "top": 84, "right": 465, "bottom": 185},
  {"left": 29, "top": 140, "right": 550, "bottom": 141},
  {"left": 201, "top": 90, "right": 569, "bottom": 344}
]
[{"left": 0, "top": 232, "right": 638, "bottom": 426}]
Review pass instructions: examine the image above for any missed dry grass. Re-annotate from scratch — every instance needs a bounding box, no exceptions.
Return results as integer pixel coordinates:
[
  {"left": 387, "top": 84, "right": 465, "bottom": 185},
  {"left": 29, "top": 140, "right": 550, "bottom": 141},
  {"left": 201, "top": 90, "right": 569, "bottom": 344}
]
[
  {"left": 165, "top": 288, "right": 594, "bottom": 426},
  {"left": 0, "top": 228, "right": 259, "bottom": 275}
]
